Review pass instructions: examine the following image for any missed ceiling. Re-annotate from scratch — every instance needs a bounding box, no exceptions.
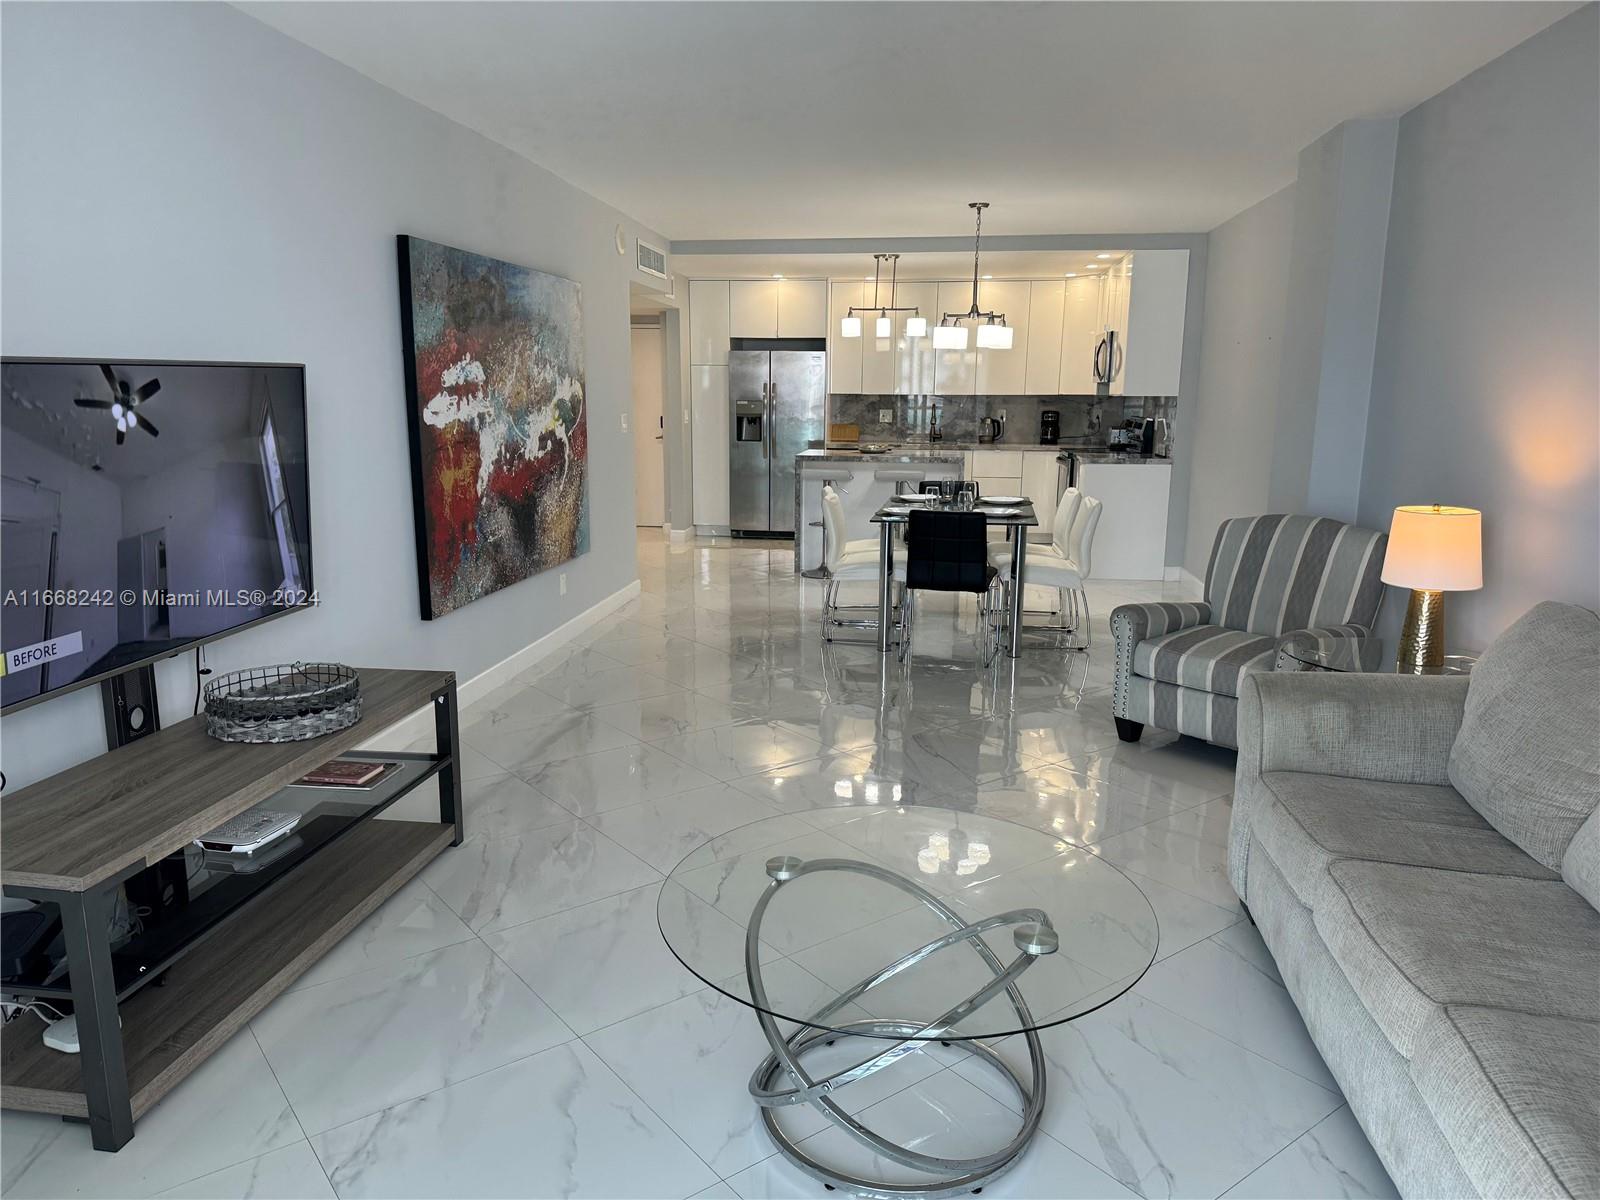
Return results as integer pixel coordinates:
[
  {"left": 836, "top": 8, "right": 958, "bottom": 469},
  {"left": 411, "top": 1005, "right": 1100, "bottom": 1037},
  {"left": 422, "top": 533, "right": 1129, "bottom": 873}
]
[{"left": 241, "top": 1, "right": 1576, "bottom": 241}]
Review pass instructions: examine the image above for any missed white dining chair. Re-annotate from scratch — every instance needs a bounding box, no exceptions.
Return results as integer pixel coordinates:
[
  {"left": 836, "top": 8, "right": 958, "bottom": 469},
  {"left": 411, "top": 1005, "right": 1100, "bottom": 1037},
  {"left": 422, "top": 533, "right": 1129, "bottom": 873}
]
[
  {"left": 991, "top": 492, "right": 1102, "bottom": 647},
  {"left": 820, "top": 485, "right": 904, "bottom": 642}
]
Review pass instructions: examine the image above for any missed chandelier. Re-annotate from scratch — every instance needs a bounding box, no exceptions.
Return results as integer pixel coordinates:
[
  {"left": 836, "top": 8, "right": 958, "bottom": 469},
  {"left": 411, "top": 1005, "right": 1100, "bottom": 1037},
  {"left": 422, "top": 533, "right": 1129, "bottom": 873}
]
[
  {"left": 934, "top": 202, "right": 1013, "bottom": 351},
  {"left": 840, "top": 253, "right": 925, "bottom": 339}
]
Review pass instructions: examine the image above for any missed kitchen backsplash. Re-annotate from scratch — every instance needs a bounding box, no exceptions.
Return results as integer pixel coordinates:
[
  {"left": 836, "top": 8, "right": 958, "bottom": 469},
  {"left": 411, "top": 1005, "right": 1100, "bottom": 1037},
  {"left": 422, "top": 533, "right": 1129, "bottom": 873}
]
[{"left": 828, "top": 394, "right": 1176, "bottom": 447}]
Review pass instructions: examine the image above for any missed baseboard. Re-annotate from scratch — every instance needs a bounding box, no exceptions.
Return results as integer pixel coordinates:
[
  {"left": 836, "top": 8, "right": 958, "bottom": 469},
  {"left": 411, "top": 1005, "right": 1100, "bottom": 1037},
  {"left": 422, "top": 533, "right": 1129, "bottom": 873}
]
[
  {"left": 360, "top": 579, "right": 642, "bottom": 751},
  {"left": 1178, "top": 567, "right": 1204, "bottom": 597},
  {"left": 1163, "top": 566, "right": 1182, "bottom": 582},
  {"left": 668, "top": 527, "right": 689, "bottom": 544}
]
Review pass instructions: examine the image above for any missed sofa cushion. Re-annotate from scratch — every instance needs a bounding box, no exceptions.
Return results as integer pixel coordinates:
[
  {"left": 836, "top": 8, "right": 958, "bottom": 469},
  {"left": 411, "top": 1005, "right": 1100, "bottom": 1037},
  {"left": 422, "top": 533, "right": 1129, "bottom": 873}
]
[
  {"left": 1449, "top": 601, "right": 1600, "bottom": 870},
  {"left": 1412, "top": 1005, "right": 1600, "bottom": 1199},
  {"left": 1131, "top": 624, "right": 1276, "bottom": 698},
  {"left": 1564, "top": 805, "right": 1600, "bottom": 912},
  {"left": 1315, "top": 861, "right": 1600, "bottom": 1058},
  {"left": 1252, "top": 771, "right": 1557, "bottom": 912}
]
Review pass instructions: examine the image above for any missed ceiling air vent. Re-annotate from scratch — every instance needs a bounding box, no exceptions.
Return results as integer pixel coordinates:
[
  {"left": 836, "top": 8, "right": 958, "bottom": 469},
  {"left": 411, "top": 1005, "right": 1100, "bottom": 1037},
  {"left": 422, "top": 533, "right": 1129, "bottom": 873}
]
[{"left": 636, "top": 240, "right": 668, "bottom": 280}]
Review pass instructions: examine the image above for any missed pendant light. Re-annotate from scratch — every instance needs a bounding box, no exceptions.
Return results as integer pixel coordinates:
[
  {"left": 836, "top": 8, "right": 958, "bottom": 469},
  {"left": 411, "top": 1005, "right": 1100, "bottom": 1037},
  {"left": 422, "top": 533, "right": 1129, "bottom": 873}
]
[
  {"left": 936, "top": 202, "right": 1011, "bottom": 351},
  {"left": 841, "top": 253, "right": 923, "bottom": 338}
]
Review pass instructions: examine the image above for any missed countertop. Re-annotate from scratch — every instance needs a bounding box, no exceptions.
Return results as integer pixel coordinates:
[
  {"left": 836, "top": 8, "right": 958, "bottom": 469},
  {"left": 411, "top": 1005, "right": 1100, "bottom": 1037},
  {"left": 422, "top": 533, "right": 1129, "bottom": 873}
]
[{"left": 798, "top": 444, "right": 1172, "bottom": 466}]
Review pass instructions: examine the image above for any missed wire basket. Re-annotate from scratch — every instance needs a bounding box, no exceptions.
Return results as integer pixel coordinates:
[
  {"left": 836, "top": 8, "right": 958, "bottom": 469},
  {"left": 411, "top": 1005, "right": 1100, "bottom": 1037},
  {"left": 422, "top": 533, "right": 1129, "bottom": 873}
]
[{"left": 204, "top": 662, "right": 361, "bottom": 743}]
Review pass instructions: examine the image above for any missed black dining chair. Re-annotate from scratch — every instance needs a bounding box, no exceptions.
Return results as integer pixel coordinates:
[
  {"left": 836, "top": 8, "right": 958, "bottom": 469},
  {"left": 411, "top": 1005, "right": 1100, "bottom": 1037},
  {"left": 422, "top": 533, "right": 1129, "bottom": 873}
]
[{"left": 899, "top": 509, "right": 1002, "bottom": 666}]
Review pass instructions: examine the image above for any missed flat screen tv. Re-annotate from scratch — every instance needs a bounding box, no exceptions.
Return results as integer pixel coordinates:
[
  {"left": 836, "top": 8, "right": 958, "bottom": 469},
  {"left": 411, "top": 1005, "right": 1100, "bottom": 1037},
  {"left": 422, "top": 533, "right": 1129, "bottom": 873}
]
[{"left": 1, "top": 358, "right": 312, "bottom": 713}]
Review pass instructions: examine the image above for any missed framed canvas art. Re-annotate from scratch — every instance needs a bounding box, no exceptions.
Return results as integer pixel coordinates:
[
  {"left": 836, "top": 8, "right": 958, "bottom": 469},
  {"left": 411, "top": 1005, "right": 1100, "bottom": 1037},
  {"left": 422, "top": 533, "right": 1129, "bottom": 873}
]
[{"left": 397, "top": 235, "right": 589, "bottom": 620}]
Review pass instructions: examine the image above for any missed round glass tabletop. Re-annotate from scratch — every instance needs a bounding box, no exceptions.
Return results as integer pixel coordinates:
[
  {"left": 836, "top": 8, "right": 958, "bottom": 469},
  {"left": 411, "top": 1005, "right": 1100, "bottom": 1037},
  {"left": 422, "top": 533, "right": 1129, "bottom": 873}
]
[
  {"left": 658, "top": 805, "right": 1158, "bottom": 1043},
  {"left": 1280, "top": 633, "right": 1476, "bottom": 675}
]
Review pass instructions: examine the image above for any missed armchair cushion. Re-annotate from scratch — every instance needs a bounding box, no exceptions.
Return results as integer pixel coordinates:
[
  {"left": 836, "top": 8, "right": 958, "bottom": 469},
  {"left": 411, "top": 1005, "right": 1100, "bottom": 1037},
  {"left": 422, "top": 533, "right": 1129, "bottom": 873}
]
[
  {"left": 1204, "top": 514, "right": 1388, "bottom": 636},
  {"left": 1131, "top": 625, "right": 1277, "bottom": 698}
]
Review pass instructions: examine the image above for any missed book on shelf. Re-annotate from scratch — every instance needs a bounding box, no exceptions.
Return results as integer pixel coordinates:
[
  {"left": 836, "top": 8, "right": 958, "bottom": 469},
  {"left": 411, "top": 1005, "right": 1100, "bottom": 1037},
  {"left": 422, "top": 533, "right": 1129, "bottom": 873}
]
[{"left": 294, "top": 759, "right": 395, "bottom": 789}]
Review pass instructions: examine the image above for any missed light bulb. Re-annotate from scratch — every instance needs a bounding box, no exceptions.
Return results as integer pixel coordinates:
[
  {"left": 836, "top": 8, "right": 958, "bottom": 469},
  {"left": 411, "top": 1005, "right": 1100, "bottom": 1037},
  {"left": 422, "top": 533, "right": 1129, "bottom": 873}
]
[
  {"left": 905, "top": 316, "right": 927, "bottom": 338},
  {"left": 111, "top": 402, "right": 124, "bottom": 418},
  {"left": 875, "top": 315, "right": 892, "bottom": 339},
  {"left": 116, "top": 416, "right": 128, "bottom": 431},
  {"left": 977, "top": 323, "right": 1014, "bottom": 350},
  {"left": 840, "top": 315, "right": 861, "bottom": 338},
  {"left": 932, "top": 323, "right": 968, "bottom": 350}
]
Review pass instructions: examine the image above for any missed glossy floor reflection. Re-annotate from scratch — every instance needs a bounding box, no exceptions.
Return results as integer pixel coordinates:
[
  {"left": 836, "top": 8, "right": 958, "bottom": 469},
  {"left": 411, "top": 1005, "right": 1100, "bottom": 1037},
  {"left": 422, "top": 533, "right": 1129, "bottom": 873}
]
[{"left": 0, "top": 532, "right": 1396, "bottom": 1200}]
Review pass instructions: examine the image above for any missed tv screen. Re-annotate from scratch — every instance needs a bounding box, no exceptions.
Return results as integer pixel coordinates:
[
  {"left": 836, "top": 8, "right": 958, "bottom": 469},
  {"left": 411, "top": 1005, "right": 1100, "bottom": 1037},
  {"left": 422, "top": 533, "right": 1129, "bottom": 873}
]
[{"left": 1, "top": 359, "right": 312, "bottom": 713}]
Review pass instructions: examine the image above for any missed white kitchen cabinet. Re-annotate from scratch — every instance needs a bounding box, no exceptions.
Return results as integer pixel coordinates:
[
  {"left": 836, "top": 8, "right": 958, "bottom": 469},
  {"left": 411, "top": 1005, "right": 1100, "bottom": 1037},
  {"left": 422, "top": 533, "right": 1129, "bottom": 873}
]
[
  {"left": 1121, "top": 249, "right": 1190, "bottom": 397},
  {"left": 860, "top": 292, "right": 897, "bottom": 394},
  {"left": 894, "top": 281, "right": 939, "bottom": 396},
  {"left": 1104, "top": 257, "right": 1133, "bottom": 396},
  {"left": 1058, "top": 274, "right": 1104, "bottom": 395},
  {"left": 690, "top": 365, "right": 729, "bottom": 526},
  {"left": 689, "top": 280, "right": 730, "bottom": 366},
  {"left": 975, "top": 281, "right": 1030, "bottom": 395},
  {"left": 971, "top": 449, "right": 1024, "bottom": 477},
  {"left": 826, "top": 281, "right": 865, "bottom": 394},
  {"left": 933, "top": 281, "right": 978, "bottom": 396},
  {"left": 777, "top": 280, "right": 827, "bottom": 339},
  {"left": 1077, "top": 462, "right": 1171, "bottom": 579},
  {"left": 729, "top": 280, "right": 779, "bottom": 339},
  {"left": 1023, "top": 281, "right": 1065, "bottom": 395},
  {"left": 1020, "top": 452, "right": 1060, "bottom": 539}
]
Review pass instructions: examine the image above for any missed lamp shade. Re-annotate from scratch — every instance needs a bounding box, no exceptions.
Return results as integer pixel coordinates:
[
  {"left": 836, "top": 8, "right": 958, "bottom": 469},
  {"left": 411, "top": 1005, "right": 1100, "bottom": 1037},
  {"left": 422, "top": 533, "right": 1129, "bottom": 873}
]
[
  {"left": 932, "top": 323, "right": 968, "bottom": 350},
  {"left": 839, "top": 315, "right": 862, "bottom": 338},
  {"left": 875, "top": 315, "right": 892, "bottom": 339},
  {"left": 976, "top": 323, "right": 1014, "bottom": 350},
  {"left": 905, "top": 316, "right": 927, "bottom": 338},
  {"left": 1381, "top": 506, "right": 1483, "bottom": 591}
]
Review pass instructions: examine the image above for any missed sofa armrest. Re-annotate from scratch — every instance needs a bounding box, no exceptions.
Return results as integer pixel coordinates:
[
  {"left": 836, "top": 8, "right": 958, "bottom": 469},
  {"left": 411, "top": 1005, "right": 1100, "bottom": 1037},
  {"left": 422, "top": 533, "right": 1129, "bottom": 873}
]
[
  {"left": 1228, "top": 671, "right": 1471, "bottom": 902},
  {"left": 1111, "top": 601, "right": 1212, "bottom": 719}
]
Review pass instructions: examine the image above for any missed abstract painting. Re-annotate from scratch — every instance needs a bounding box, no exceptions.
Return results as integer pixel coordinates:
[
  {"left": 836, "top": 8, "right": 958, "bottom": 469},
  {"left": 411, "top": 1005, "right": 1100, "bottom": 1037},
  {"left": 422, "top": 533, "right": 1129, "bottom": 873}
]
[{"left": 397, "top": 236, "right": 589, "bottom": 620}]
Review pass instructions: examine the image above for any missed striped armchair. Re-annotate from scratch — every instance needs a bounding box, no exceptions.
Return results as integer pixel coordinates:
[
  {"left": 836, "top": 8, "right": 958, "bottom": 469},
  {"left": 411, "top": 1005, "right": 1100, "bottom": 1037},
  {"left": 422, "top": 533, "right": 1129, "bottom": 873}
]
[{"left": 1111, "top": 514, "right": 1388, "bottom": 748}]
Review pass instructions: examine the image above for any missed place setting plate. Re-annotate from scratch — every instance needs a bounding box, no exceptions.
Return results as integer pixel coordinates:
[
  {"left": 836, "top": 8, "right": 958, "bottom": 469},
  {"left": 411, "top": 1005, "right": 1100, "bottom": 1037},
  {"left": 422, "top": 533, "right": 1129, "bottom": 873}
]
[{"left": 977, "top": 495, "right": 1026, "bottom": 505}]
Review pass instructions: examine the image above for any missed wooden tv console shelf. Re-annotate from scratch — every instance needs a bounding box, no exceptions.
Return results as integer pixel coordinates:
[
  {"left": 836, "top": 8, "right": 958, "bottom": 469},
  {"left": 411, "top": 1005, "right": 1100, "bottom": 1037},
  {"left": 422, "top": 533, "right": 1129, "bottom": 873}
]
[{"left": 0, "top": 667, "right": 462, "bottom": 1152}]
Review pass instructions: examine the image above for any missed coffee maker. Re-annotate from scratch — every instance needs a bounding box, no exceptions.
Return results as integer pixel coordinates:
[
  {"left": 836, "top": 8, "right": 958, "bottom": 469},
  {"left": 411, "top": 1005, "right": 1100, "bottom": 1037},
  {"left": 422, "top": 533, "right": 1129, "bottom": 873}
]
[{"left": 1039, "top": 410, "right": 1060, "bottom": 445}]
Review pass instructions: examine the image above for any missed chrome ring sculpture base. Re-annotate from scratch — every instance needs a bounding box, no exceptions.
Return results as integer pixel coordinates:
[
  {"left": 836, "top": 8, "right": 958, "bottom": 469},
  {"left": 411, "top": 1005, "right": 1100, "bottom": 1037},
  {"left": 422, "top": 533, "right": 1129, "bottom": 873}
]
[{"left": 745, "top": 855, "right": 1057, "bottom": 1199}]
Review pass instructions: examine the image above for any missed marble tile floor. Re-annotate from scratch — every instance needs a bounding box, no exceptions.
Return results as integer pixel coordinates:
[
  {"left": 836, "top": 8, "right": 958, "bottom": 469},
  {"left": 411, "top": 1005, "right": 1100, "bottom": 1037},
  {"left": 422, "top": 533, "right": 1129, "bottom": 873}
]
[{"left": 0, "top": 531, "right": 1397, "bottom": 1200}]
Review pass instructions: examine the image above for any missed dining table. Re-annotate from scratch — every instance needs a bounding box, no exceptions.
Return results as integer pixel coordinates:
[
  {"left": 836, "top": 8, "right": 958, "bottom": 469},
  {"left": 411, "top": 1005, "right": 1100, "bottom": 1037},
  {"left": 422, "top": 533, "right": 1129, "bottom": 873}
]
[{"left": 869, "top": 494, "right": 1040, "bottom": 658}]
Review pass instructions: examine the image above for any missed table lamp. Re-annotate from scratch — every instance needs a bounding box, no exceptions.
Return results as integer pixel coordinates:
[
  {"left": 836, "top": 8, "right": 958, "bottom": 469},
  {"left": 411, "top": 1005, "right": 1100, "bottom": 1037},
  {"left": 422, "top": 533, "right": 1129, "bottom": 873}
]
[{"left": 1380, "top": 505, "right": 1483, "bottom": 672}]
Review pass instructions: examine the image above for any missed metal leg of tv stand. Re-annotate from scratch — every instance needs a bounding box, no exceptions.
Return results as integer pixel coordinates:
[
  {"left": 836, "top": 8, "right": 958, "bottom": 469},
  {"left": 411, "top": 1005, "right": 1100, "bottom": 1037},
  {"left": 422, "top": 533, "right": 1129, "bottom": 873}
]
[
  {"left": 434, "top": 681, "right": 465, "bottom": 847},
  {"left": 59, "top": 884, "right": 135, "bottom": 1152}
]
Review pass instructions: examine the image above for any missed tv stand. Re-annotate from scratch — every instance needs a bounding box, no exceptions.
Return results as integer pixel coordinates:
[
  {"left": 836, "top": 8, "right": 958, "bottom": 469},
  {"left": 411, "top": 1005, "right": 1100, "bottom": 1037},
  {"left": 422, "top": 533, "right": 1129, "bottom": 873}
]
[{"left": 0, "top": 668, "right": 461, "bottom": 1151}]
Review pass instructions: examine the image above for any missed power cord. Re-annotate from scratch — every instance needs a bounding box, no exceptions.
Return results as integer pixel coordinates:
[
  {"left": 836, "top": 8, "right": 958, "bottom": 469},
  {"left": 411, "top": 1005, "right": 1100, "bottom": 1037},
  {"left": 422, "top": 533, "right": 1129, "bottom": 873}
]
[
  {"left": 1, "top": 997, "right": 68, "bottom": 1028},
  {"left": 193, "top": 645, "right": 212, "bottom": 716}
]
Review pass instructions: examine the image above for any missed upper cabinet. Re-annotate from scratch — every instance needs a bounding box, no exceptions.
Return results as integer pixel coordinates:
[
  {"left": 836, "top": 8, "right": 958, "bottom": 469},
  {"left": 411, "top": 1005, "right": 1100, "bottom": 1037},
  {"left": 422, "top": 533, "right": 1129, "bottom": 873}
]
[
  {"left": 894, "top": 281, "right": 939, "bottom": 396},
  {"left": 1059, "top": 274, "right": 1104, "bottom": 395},
  {"left": 777, "top": 280, "right": 827, "bottom": 338},
  {"left": 729, "top": 280, "right": 779, "bottom": 338},
  {"left": 1023, "top": 280, "right": 1065, "bottom": 396},
  {"left": 975, "top": 281, "right": 1030, "bottom": 396},
  {"left": 1120, "top": 249, "right": 1189, "bottom": 397},
  {"left": 705, "top": 253, "right": 1188, "bottom": 396},
  {"left": 826, "top": 281, "right": 865, "bottom": 394},
  {"left": 726, "top": 279, "right": 828, "bottom": 340},
  {"left": 689, "top": 279, "right": 730, "bottom": 366},
  {"left": 933, "top": 281, "right": 979, "bottom": 397}
]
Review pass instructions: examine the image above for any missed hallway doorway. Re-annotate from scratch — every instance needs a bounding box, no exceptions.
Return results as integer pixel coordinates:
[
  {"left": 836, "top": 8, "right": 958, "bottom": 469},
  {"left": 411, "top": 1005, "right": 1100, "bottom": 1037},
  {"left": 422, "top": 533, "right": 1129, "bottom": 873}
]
[{"left": 630, "top": 321, "right": 666, "bottom": 527}]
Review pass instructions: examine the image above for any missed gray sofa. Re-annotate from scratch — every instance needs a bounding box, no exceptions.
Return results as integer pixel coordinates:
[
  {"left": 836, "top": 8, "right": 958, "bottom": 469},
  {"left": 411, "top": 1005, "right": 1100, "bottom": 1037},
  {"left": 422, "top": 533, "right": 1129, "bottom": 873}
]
[{"left": 1229, "top": 601, "right": 1599, "bottom": 1198}]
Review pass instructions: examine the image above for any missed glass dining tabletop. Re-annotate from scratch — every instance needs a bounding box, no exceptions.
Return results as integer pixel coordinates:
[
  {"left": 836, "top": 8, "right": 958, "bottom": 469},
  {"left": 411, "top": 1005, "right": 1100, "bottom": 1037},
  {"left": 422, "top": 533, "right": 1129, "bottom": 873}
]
[{"left": 657, "top": 804, "right": 1158, "bottom": 1042}]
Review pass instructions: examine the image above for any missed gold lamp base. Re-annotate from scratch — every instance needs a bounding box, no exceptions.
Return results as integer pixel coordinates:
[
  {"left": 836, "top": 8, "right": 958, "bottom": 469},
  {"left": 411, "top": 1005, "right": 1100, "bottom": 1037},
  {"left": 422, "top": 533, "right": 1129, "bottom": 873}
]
[{"left": 1396, "top": 588, "right": 1446, "bottom": 673}]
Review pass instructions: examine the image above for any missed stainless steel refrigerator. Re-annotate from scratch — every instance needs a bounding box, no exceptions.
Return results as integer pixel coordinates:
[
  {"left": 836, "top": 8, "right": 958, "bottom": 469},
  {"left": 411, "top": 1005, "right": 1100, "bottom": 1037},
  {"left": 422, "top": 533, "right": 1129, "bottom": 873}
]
[{"left": 728, "top": 348, "right": 826, "bottom": 535}]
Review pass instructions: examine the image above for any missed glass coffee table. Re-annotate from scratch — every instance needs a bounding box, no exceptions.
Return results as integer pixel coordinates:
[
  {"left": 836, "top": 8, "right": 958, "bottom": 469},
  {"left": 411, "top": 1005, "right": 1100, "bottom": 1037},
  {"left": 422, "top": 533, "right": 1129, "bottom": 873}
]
[
  {"left": 1276, "top": 633, "right": 1476, "bottom": 675},
  {"left": 659, "top": 806, "right": 1157, "bottom": 1197}
]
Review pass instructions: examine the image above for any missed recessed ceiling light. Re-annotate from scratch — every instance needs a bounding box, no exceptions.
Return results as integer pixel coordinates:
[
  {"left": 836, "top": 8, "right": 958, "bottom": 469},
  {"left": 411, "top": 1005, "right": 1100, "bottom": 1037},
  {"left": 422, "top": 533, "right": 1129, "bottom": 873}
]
[
  {"left": 1095, "top": 253, "right": 1113, "bottom": 260},
  {"left": 982, "top": 274, "right": 993, "bottom": 280},
  {"left": 1084, "top": 263, "right": 1102, "bottom": 269},
  {"left": 772, "top": 273, "right": 783, "bottom": 279},
  {"left": 1065, "top": 272, "right": 1077, "bottom": 277}
]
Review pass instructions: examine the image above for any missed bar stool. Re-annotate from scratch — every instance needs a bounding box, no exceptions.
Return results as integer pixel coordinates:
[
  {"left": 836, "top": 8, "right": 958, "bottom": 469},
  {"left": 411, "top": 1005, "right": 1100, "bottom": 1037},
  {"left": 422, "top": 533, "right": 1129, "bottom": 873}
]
[{"left": 800, "top": 468, "right": 854, "bottom": 580}]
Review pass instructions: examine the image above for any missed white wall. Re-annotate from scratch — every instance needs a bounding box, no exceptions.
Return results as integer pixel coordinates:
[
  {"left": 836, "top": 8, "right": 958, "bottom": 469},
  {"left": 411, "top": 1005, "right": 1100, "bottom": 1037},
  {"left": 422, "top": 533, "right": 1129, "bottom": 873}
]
[
  {"left": 1183, "top": 185, "right": 1297, "bottom": 582},
  {"left": 1360, "top": 3, "right": 1600, "bottom": 651},
  {"left": 0, "top": 1, "right": 667, "bottom": 787}
]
